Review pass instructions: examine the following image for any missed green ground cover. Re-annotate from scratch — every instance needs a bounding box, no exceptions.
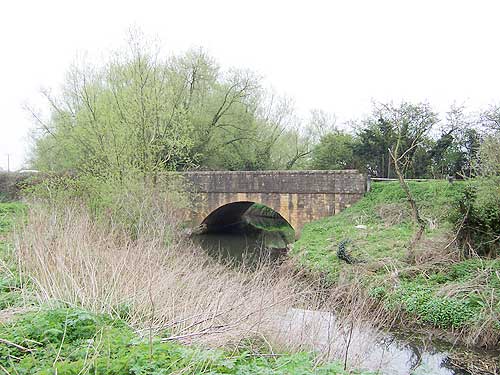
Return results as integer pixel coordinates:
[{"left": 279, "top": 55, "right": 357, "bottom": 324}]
[
  {"left": 292, "top": 181, "right": 500, "bottom": 344},
  {"left": 293, "top": 181, "right": 462, "bottom": 278},
  {"left": 0, "top": 202, "right": 26, "bottom": 311},
  {"left": 0, "top": 308, "right": 367, "bottom": 375}
]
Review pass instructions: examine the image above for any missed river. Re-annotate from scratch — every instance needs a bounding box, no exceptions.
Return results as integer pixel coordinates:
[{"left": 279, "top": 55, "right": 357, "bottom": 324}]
[{"left": 193, "top": 209, "right": 499, "bottom": 374}]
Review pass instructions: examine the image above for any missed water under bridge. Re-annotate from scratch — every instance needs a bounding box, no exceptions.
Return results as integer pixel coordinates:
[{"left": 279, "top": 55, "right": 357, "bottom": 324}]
[{"left": 183, "top": 170, "right": 367, "bottom": 234}]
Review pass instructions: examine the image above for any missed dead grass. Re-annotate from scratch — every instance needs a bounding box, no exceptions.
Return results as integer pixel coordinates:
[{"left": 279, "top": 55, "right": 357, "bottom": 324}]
[
  {"left": 12, "top": 199, "right": 392, "bottom": 369},
  {"left": 0, "top": 306, "right": 34, "bottom": 324},
  {"left": 375, "top": 203, "right": 409, "bottom": 227},
  {"left": 15, "top": 202, "right": 297, "bottom": 344}
]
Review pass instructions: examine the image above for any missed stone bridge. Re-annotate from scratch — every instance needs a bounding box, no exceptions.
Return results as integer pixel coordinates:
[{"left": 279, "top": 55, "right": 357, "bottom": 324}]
[
  {"left": 183, "top": 170, "right": 367, "bottom": 234},
  {"left": 0, "top": 170, "right": 367, "bottom": 235}
]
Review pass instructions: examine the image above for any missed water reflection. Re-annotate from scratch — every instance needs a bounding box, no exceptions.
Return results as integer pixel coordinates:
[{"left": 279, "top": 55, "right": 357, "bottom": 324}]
[
  {"left": 193, "top": 206, "right": 498, "bottom": 375},
  {"left": 194, "top": 205, "right": 293, "bottom": 265},
  {"left": 277, "top": 309, "right": 476, "bottom": 375},
  {"left": 194, "top": 221, "right": 288, "bottom": 266}
]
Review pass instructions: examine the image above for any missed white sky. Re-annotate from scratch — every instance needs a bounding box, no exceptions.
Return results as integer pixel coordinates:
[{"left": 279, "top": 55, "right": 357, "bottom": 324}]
[{"left": 1, "top": 0, "right": 500, "bottom": 170}]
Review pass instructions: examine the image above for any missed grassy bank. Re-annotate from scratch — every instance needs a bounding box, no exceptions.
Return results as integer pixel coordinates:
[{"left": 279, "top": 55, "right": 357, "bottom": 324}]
[
  {"left": 0, "top": 201, "right": 378, "bottom": 374},
  {"left": 292, "top": 181, "right": 500, "bottom": 348}
]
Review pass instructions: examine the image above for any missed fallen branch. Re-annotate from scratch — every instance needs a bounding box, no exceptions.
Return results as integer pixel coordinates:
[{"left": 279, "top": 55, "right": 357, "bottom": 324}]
[
  {"left": 161, "top": 293, "right": 303, "bottom": 343},
  {"left": 0, "top": 338, "right": 35, "bottom": 353}
]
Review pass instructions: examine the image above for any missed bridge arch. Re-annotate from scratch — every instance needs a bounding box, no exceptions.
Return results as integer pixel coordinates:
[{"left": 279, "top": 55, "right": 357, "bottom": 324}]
[
  {"left": 184, "top": 170, "right": 367, "bottom": 235},
  {"left": 199, "top": 201, "right": 295, "bottom": 237},
  {"left": 200, "top": 201, "right": 295, "bottom": 232},
  {"left": 201, "top": 201, "right": 254, "bottom": 232}
]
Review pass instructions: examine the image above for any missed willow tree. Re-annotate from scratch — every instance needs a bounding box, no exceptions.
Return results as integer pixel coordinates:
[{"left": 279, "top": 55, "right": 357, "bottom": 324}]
[
  {"left": 30, "top": 31, "right": 313, "bottom": 177},
  {"left": 30, "top": 36, "right": 196, "bottom": 177}
]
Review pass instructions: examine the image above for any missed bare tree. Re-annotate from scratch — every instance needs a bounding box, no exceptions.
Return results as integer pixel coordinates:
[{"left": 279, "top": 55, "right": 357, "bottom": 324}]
[
  {"left": 379, "top": 102, "right": 438, "bottom": 261},
  {"left": 306, "top": 109, "right": 338, "bottom": 143},
  {"left": 481, "top": 104, "right": 500, "bottom": 133}
]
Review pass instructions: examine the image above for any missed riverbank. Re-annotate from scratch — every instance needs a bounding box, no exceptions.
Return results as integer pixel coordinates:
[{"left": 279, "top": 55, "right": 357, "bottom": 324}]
[
  {"left": 0, "top": 201, "right": 375, "bottom": 374},
  {"left": 3, "top": 179, "right": 499, "bottom": 374},
  {"left": 292, "top": 181, "right": 500, "bottom": 353}
]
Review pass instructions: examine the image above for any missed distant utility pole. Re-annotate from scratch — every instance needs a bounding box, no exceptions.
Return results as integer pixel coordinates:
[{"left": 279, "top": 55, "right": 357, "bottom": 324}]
[{"left": 7, "top": 154, "right": 10, "bottom": 172}]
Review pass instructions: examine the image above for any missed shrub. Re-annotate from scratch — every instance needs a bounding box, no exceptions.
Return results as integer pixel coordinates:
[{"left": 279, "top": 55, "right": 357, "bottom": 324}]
[
  {"left": 453, "top": 177, "right": 500, "bottom": 257},
  {"left": 22, "top": 172, "right": 191, "bottom": 241},
  {"left": 386, "top": 280, "right": 480, "bottom": 329}
]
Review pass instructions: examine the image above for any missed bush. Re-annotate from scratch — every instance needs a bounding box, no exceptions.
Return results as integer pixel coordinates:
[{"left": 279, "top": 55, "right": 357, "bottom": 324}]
[
  {"left": 385, "top": 280, "right": 480, "bottom": 329},
  {"left": 453, "top": 177, "right": 500, "bottom": 257},
  {"left": 22, "top": 172, "right": 191, "bottom": 241}
]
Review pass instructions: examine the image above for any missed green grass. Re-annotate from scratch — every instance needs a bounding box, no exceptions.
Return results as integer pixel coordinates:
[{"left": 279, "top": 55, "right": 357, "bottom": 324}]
[
  {"left": 292, "top": 181, "right": 463, "bottom": 279},
  {"left": 0, "top": 202, "right": 27, "bottom": 310},
  {"left": 0, "top": 201, "right": 25, "bottom": 235},
  {"left": 292, "top": 181, "right": 500, "bottom": 341},
  {"left": 245, "top": 203, "right": 296, "bottom": 245},
  {"left": 390, "top": 259, "right": 500, "bottom": 329}
]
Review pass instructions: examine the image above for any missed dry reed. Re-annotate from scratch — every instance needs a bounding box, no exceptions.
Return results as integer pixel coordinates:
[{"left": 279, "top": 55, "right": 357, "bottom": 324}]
[{"left": 13, "top": 198, "right": 392, "bottom": 370}]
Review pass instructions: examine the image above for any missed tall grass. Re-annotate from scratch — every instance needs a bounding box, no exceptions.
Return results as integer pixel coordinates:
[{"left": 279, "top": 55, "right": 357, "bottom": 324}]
[{"left": 12, "top": 180, "right": 393, "bottom": 370}]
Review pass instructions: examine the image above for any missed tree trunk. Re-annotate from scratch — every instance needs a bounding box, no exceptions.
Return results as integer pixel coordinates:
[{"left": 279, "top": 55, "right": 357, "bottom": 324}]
[{"left": 391, "top": 149, "right": 426, "bottom": 263}]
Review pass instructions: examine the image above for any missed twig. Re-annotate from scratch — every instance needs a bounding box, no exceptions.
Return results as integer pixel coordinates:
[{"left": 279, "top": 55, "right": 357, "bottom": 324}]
[
  {"left": 0, "top": 338, "right": 34, "bottom": 353},
  {"left": 53, "top": 311, "right": 69, "bottom": 366},
  {"left": 161, "top": 325, "right": 230, "bottom": 342},
  {"left": 443, "top": 206, "right": 470, "bottom": 252},
  {"left": 343, "top": 321, "right": 354, "bottom": 371},
  {"left": 0, "top": 363, "right": 12, "bottom": 375},
  {"left": 175, "top": 303, "right": 242, "bottom": 335}
]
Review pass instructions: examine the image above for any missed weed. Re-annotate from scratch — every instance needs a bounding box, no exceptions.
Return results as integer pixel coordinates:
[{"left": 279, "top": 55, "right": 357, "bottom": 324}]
[{"left": 0, "top": 200, "right": 357, "bottom": 373}]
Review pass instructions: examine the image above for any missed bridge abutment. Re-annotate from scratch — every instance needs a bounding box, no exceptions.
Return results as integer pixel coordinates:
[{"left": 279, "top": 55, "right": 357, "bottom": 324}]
[{"left": 184, "top": 170, "right": 367, "bottom": 234}]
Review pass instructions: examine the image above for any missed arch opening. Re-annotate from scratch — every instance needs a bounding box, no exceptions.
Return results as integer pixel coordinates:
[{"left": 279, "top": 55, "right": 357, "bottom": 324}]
[
  {"left": 201, "top": 201, "right": 294, "bottom": 238},
  {"left": 194, "top": 201, "right": 295, "bottom": 264}
]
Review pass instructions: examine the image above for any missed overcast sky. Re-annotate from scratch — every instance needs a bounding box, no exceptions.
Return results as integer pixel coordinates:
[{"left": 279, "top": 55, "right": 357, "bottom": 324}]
[{"left": 1, "top": 0, "right": 500, "bottom": 170}]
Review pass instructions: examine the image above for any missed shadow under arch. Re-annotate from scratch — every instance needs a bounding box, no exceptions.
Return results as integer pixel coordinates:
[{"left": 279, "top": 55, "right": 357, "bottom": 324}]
[
  {"left": 194, "top": 201, "right": 295, "bottom": 265},
  {"left": 200, "top": 201, "right": 295, "bottom": 238}
]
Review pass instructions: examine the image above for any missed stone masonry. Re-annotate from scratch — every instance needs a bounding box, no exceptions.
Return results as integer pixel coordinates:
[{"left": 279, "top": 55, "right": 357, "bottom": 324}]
[
  {"left": 0, "top": 170, "right": 368, "bottom": 234},
  {"left": 183, "top": 170, "right": 367, "bottom": 233}
]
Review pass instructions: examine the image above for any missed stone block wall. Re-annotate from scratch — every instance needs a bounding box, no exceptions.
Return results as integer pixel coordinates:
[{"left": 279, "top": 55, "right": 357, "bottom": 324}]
[
  {"left": 0, "top": 173, "right": 31, "bottom": 201},
  {"left": 184, "top": 170, "right": 367, "bottom": 233},
  {"left": 0, "top": 170, "right": 368, "bottom": 232}
]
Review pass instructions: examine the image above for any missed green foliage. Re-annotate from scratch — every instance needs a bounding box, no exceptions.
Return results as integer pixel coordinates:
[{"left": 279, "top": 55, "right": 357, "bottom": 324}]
[
  {"left": 430, "top": 128, "right": 481, "bottom": 178},
  {"left": 0, "top": 202, "right": 29, "bottom": 310},
  {"left": 28, "top": 46, "right": 498, "bottom": 181},
  {"left": 310, "top": 132, "right": 357, "bottom": 170},
  {"left": 0, "top": 201, "right": 372, "bottom": 374},
  {"left": 30, "top": 34, "right": 314, "bottom": 176},
  {"left": 0, "top": 202, "right": 25, "bottom": 234},
  {"left": 373, "top": 258, "right": 500, "bottom": 331},
  {"left": 0, "top": 269, "right": 24, "bottom": 310},
  {"left": 448, "top": 258, "right": 500, "bottom": 282},
  {"left": 0, "top": 308, "right": 371, "bottom": 375},
  {"left": 478, "top": 133, "right": 500, "bottom": 176},
  {"left": 292, "top": 181, "right": 500, "bottom": 336},
  {"left": 383, "top": 279, "right": 480, "bottom": 329},
  {"left": 351, "top": 102, "right": 438, "bottom": 178},
  {"left": 22, "top": 173, "right": 190, "bottom": 242},
  {"left": 453, "top": 177, "right": 500, "bottom": 256}
]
